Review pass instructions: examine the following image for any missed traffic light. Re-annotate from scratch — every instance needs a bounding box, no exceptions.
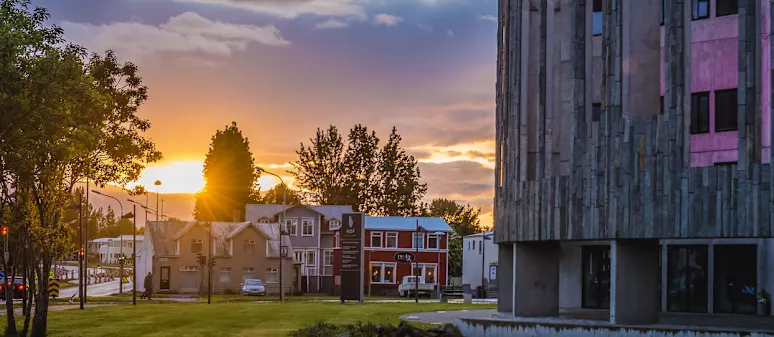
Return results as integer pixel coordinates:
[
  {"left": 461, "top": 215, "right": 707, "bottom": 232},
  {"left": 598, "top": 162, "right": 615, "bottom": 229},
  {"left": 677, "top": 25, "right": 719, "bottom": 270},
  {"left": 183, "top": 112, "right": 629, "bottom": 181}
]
[
  {"left": 209, "top": 257, "right": 215, "bottom": 267},
  {"left": 77, "top": 247, "right": 84, "bottom": 256},
  {"left": 1, "top": 225, "right": 8, "bottom": 236}
]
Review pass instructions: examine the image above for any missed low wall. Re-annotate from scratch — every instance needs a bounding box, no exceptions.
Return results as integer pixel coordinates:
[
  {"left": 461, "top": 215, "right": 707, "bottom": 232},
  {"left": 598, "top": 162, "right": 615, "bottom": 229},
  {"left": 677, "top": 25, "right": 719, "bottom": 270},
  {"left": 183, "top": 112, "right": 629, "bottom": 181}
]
[{"left": 454, "top": 318, "right": 774, "bottom": 337}]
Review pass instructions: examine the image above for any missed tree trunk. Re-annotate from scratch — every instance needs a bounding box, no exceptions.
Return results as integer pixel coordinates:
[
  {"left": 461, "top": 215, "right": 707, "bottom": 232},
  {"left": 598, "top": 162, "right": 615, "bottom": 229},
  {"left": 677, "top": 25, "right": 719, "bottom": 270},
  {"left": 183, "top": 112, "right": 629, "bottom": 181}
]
[
  {"left": 30, "top": 255, "right": 51, "bottom": 337},
  {"left": 4, "top": 257, "right": 17, "bottom": 336},
  {"left": 21, "top": 244, "right": 28, "bottom": 316},
  {"left": 20, "top": 243, "right": 34, "bottom": 337}
]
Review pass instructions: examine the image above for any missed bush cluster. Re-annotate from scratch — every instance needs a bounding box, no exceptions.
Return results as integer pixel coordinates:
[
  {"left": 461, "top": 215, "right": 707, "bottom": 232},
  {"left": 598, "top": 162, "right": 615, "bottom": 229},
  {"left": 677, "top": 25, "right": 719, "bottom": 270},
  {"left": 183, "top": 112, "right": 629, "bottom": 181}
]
[{"left": 289, "top": 321, "right": 462, "bottom": 337}]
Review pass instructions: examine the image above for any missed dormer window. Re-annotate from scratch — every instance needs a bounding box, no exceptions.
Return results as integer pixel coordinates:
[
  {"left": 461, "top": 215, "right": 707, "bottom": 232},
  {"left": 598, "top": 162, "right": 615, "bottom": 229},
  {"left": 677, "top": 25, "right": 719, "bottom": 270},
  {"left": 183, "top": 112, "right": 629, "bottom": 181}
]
[
  {"left": 329, "top": 220, "right": 341, "bottom": 231},
  {"left": 258, "top": 219, "right": 270, "bottom": 224},
  {"left": 191, "top": 239, "right": 203, "bottom": 254}
]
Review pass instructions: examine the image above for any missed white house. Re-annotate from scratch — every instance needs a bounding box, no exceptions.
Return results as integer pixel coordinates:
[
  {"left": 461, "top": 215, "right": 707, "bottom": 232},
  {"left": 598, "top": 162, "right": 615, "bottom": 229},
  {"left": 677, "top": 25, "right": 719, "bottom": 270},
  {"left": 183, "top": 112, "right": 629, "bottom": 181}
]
[
  {"left": 89, "top": 235, "right": 144, "bottom": 264},
  {"left": 462, "top": 231, "right": 497, "bottom": 291}
]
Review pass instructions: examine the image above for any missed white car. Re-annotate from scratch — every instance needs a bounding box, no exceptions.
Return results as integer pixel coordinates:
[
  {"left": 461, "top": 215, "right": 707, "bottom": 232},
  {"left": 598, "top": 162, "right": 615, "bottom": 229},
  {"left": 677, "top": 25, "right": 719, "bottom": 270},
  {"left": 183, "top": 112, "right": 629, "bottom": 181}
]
[
  {"left": 240, "top": 279, "right": 266, "bottom": 296},
  {"left": 398, "top": 276, "right": 434, "bottom": 298}
]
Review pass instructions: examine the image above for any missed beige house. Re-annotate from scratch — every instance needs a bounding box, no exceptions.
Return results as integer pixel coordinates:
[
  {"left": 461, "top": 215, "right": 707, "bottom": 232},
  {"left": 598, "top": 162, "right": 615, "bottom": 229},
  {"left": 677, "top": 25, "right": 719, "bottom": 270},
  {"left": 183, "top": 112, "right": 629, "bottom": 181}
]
[{"left": 137, "top": 221, "right": 295, "bottom": 295}]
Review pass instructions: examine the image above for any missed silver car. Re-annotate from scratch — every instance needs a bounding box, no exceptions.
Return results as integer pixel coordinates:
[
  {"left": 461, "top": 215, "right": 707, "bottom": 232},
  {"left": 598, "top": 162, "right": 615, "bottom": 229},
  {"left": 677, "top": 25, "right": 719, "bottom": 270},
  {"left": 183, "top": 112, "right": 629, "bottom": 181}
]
[{"left": 240, "top": 279, "right": 266, "bottom": 296}]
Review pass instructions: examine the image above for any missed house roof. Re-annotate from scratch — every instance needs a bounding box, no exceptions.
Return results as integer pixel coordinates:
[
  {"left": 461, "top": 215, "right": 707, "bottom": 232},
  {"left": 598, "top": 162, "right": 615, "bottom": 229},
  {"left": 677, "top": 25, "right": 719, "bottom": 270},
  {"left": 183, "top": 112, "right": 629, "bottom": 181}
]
[
  {"left": 464, "top": 231, "right": 493, "bottom": 239},
  {"left": 89, "top": 235, "right": 145, "bottom": 243},
  {"left": 245, "top": 204, "right": 354, "bottom": 221},
  {"left": 147, "top": 221, "right": 291, "bottom": 258},
  {"left": 364, "top": 216, "right": 452, "bottom": 232}
]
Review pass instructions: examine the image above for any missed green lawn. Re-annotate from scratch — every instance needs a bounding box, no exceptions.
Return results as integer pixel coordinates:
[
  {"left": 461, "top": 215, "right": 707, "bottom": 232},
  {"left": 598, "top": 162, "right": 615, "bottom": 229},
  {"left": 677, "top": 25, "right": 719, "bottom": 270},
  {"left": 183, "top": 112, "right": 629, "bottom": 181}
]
[{"left": 2, "top": 302, "right": 491, "bottom": 336}]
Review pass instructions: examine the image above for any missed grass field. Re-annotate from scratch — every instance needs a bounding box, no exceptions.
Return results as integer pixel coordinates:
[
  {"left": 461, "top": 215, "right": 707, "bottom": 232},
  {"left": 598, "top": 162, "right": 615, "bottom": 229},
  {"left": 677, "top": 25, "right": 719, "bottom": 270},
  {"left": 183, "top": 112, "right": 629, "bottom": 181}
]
[{"left": 1, "top": 302, "right": 491, "bottom": 336}]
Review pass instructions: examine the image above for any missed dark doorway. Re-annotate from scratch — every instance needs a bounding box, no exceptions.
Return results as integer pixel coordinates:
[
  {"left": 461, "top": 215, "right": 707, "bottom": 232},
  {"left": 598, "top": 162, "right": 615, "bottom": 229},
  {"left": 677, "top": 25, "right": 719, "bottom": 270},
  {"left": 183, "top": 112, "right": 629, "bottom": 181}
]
[
  {"left": 582, "top": 245, "right": 610, "bottom": 309},
  {"left": 666, "top": 245, "right": 708, "bottom": 312},
  {"left": 714, "top": 244, "right": 757, "bottom": 315},
  {"left": 159, "top": 266, "right": 171, "bottom": 292}
]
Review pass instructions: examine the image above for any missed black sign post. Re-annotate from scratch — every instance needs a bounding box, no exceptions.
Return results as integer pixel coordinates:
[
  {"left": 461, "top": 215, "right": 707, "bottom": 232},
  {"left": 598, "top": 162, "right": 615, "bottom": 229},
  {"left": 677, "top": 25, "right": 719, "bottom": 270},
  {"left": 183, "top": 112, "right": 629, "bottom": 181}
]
[{"left": 340, "top": 212, "right": 365, "bottom": 304}]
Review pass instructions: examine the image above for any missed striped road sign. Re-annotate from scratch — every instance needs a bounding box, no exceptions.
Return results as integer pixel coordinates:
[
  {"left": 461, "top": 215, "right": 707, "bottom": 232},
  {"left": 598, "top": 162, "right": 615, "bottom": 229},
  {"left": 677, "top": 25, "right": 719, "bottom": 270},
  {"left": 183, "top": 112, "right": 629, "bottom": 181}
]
[{"left": 48, "top": 279, "right": 59, "bottom": 298}]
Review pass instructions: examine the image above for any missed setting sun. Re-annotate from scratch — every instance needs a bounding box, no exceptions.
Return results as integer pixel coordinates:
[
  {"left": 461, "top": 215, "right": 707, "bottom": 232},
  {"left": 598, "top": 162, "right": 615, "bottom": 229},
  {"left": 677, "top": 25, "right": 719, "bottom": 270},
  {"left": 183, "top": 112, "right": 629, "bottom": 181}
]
[{"left": 129, "top": 160, "right": 206, "bottom": 194}]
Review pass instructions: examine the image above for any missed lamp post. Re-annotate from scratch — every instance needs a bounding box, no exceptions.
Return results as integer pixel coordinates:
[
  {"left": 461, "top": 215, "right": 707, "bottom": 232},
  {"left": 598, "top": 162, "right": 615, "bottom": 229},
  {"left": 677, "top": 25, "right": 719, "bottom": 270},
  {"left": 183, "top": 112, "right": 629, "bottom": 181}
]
[
  {"left": 93, "top": 190, "right": 126, "bottom": 295},
  {"left": 258, "top": 167, "right": 286, "bottom": 303},
  {"left": 66, "top": 199, "right": 84, "bottom": 310},
  {"left": 431, "top": 231, "right": 444, "bottom": 300},
  {"left": 154, "top": 180, "right": 162, "bottom": 222},
  {"left": 480, "top": 232, "right": 492, "bottom": 299}
]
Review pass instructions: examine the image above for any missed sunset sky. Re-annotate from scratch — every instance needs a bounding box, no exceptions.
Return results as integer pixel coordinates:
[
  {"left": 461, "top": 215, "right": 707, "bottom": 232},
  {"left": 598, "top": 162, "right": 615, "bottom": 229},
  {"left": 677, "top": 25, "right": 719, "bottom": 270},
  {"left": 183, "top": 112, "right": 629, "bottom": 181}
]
[{"left": 35, "top": 0, "right": 498, "bottom": 226}]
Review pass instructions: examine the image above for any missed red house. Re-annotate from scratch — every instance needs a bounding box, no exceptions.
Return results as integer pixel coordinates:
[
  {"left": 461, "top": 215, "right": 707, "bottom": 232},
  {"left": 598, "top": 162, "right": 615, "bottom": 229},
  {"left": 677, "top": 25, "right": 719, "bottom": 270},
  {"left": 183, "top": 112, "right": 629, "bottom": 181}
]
[{"left": 333, "top": 216, "right": 452, "bottom": 297}]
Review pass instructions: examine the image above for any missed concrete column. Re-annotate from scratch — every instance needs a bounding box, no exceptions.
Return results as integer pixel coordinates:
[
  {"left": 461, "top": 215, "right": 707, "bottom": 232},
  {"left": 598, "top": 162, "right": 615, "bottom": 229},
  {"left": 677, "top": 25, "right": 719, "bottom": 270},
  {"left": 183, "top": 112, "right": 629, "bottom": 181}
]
[
  {"left": 559, "top": 244, "right": 582, "bottom": 309},
  {"left": 610, "top": 239, "right": 660, "bottom": 325},
  {"left": 513, "top": 241, "right": 560, "bottom": 316},
  {"left": 497, "top": 242, "right": 514, "bottom": 314}
]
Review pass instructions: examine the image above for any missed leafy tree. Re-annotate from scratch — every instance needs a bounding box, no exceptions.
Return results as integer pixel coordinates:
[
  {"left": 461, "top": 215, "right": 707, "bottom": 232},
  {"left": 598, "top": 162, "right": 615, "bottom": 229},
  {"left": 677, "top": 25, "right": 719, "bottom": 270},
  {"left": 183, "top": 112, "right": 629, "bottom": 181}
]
[
  {"left": 194, "top": 122, "right": 259, "bottom": 221},
  {"left": 373, "top": 127, "right": 427, "bottom": 216},
  {"left": 260, "top": 184, "right": 302, "bottom": 205},
  {"left": 341, "top": 125, "right": 380, "bottom": 213},
  {"left": 446, "top": 231, "right": 463, "bottom": 277},
  {"left": 426, "top": 198, "right": 482, "bottom": 236},
  {"left": 291, "top": 126, "right": 346, "bottom": 205}
]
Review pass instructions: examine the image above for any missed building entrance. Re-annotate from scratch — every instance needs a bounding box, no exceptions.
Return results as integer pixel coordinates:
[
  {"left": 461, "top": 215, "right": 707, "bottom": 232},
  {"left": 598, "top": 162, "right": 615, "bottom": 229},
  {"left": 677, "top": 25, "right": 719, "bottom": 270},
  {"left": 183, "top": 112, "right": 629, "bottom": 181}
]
[
  {"left": 666, "top": 245, "right": 708, "bottom": 313},
  {"left": 714, "top": 244, "right": 757, "bottom": 315},
  {"left": 582, "top": 245, "right": 610, "bottom": 309}
]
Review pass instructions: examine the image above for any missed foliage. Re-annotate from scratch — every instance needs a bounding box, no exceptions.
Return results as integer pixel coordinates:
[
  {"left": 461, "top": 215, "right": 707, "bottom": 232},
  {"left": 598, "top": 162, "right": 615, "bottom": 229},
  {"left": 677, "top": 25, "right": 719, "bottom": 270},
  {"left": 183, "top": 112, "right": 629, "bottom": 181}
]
[
  {"left": 446, "top": 231, "right": 463, "bottom": 277},
  {"left": 260, "top": 184, "right": 303, "bottom": 205},
  {"left": 292, "top": 125, "right": 427, "bottom": 216},
  {"left": 290, "top": 321, "right": 462, "bottom": 337},
  {"left": 194, "top": 122, "right": 259, "bottom": 221},
  {"left": 424, "top": 198, "right": 482, "bottom": 236}
]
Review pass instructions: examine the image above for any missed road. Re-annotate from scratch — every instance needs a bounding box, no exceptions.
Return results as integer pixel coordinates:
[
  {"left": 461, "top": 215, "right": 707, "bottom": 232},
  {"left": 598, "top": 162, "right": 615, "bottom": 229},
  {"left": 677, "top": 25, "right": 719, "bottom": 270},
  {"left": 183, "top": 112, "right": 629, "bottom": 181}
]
[{"left": 59, "top": 279, "right": 135, "bottom": 298}]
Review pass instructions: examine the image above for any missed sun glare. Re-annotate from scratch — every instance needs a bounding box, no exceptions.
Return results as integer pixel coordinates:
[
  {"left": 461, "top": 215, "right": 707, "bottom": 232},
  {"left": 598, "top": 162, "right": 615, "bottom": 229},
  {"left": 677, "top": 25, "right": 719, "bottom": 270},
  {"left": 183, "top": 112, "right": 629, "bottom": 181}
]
[{"left": 129, "top": 160, "right": 206, "bottom": 194}]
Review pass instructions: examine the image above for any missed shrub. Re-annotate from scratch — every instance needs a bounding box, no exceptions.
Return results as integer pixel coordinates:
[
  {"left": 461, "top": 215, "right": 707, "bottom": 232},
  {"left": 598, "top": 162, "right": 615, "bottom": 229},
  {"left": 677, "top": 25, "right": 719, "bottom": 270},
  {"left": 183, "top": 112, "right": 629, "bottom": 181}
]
[{"left": 289, "top": 321, "right": 462, "bottom": 337}]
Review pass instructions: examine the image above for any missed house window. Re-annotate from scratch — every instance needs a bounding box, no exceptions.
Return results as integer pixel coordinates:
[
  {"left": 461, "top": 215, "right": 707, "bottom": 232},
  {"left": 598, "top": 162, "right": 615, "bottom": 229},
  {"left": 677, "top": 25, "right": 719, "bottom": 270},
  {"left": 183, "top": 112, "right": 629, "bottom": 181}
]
[
  {"left": 692, "top": 0, "right": 709, "bottom": 20},
  {"left": 306, "top": 250, "right": 316, "bottom": 266},
  {"left": 242, "top": 268, "right": 255, "bottom": 280},
  {"left": 412, "top": 263, "right": 438, "bottom": 284},
  {"left": 328, "top": 220, "right": 341, "bottom": 230},
  {"left": 219, "top": 268, "right": 231, "bottom": 284},
  {"left": 301, "top": 218, "right": 314, "bottom": 237},
  {"left": 716, "top": 0, "right": 738, "bottom": 17},
  {"left": 428, "top": 234, "right": 440, "bottom": 250},
  {"left": 244, "top": 240, "right": 256, "bottom": 254},
  {"left": 660, "top": 96, "right": 664, "bottom": 115},
  {"left": 385, "top": 232, "right": 398, "bottom": 248},
  {"left": 259, "top": 219, "right": 270, "bottom": 224},
  {"left": 691, "top": 92, "right": 710, "bottom": 134},
  {"left": 284, "top": 218, "right": 297, "bottom": 236},
  {"left": 294, "top": 250, "right": 304, "bottom": 263},
  {"left": 479, "top": 241, "right": 483, "bottom": 254},
  {"left": 370, "top": 262, "right": 397, "bottom": 284},
  {"left": 371, "top": 232, "right": 383, "bottom": 248},
  {"left": 266, "top": 268, "right": 278, "bottom": 283},
  {"left": 592, "top": 0, "right": 602, "bottom": 36},
  {"left": 660, "top": 0, "right": 664, "bottom": 25},
  {"left": 715, "top": 88, "right": 738, "bottom": 132},
  {"left": 191, "top": 239, "right": 203, "bottom": 254},
  {"left": 323, "top": 250, "right": 333, "bottom": 266},
  {"left": 413, "top": 233, "right": 424, "bottom": 249},
  {"left": 592, "top": 103, "right": 601, "bottom": 122},
  {"left": 472, "top": 240, "right": 475, "bottom": 250}
]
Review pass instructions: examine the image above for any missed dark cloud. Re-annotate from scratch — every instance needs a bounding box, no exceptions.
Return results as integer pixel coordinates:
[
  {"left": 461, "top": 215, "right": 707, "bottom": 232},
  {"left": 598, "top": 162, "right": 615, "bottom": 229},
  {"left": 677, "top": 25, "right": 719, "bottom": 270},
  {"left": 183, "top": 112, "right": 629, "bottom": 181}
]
[{"left": 419, "top": 161, "right": 493, "bottom": 201}]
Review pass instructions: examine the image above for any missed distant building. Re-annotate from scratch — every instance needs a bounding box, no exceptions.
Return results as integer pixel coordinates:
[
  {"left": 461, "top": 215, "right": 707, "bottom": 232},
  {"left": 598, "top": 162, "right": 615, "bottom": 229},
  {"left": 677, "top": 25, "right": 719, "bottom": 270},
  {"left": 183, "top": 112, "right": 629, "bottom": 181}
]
[
  {"left": 332, "top": 216, "right": 452, "bottom": 297},
  {"left": 136, "top": 221, "right": 294, "bottom": 294},
  {"left": 461, "top": 231, "right": 496, "bottom": 293},
  {"left": 89, "top": 235, "right": 144, "bottom": 265}
]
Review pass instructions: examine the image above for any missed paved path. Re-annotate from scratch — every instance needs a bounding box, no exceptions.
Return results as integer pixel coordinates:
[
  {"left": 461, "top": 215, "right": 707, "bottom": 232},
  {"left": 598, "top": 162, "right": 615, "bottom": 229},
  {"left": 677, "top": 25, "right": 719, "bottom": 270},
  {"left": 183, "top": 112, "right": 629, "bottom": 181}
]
[
  {"left": 59, "top": 280, "right": 134, "bottom": 298},
  {"left": 401, "top": 309, "right": 498, "bottom": 325}
]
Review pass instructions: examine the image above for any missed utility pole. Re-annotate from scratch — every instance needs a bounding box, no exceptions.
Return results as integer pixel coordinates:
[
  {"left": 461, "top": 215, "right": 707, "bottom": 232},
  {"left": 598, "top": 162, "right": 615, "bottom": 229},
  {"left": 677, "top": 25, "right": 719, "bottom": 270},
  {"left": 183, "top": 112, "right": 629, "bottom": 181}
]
[
  {"left": 415, "top": 219, "right": 419, "bottom": 304},
  {"left": 132, "top": 205, "right": 137, "bottom": 305},
  {"left": 154, "top": 180, "right": 161, "bottom": 222},
  {"left": 77, "top": 194, "right": 84, "bottom": 310},
  {"left": 207, "top": 223, "right": 213, "bottom": 305},
  {"left": 84, "top": 177, "right": 89, "bottom": 302}
]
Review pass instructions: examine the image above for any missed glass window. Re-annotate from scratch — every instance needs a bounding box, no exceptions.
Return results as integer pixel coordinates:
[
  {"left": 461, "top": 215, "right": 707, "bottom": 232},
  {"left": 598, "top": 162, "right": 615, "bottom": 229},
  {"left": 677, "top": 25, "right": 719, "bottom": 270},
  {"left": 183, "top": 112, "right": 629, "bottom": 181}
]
[
  {"left": 592, "top": 103, "right": 601, "bottom": 122},
  {"left": 301, "top": 219, "right": 314, "bottom": 236},
  {"left": 713, "top": 244, "right": 757, "bottom": 314},
  {"left": 284, "top": 218, "right": 297, "bottom": 236},
  {"left": 219, "top": 268, "right": 231, "bottom": 284},
  {"left": 323, "top": 250, "right": 333, "bottom": 266},
  {"left": 715, "top": 89, "right": 738, "bottom": 132},
  {"left": 692, "top": 0, "right": 709, "bottom": 20},
  {"left": 428, "top": 234, "right": 440, "bottom": 250},
  {"left": 244, "top": 240, "right": 256, "bottom": 254},
  {"left": 242, "top": 268, "right": 255, "bottom": 281},
  {"left": 371, "top": 264, "right": 382, "bottom": 283},
  {"left": 370, "top": 263, "right": 397, "bottom": 284},
  {"left": 660, "top": 0, "right": 664, "bottom": 25},
  {"left": 385, "top": 232, "right": 398, "bottom": 248},
  {"left": 371, "top": 232, "right": 383, "bottom": 248},
  {"left": 582, "top": 246, "right": 611, "bottom": 309},
  {"left": 716, "top": 0, "right": 738, "bottom": 17},
  {"left": 660, "top": 96, "right": 664, "bottom": 115},
  {"left": 266, "top": 268, "right": 278, "bottom": 283},
  {"left": 328, "top": 220, "right": 340, "bottom": 230},
  {"left": 293, "top": 250, "right": 304, "bottom": 263},
  {"left": 306, "top": 250, "right": 316, "bottom": 266},
  {"left": 691, "top": 92, "right": 710, "bottom": 134},
  {"left": 592, "top": 0, "right": 602, "bottom": 36},
  {"left": 190, "top": 239, "right": 202, "bottom": 254},
  {"left": 413, "top": 233, "right": 424, "bottom": 249},
  {"left": 384, "top": 264, "right": 395, "bottom": 283},
  {"left": 667, "top": 245, "right": 709, "bottom": 313}
]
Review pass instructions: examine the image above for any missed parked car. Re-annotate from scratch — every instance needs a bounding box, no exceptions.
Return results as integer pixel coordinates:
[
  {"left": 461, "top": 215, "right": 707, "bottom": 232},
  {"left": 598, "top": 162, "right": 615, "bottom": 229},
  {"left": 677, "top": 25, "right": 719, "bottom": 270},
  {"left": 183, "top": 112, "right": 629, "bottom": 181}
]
[
  {"left": 240, "top": 279, "right": 266, "bottom": 296},
  {"left": 0, "top": 278, "right": 27, "bottom": 300},
  {"left": 398, "top": 276, "right": 434, "bottom": 298}
]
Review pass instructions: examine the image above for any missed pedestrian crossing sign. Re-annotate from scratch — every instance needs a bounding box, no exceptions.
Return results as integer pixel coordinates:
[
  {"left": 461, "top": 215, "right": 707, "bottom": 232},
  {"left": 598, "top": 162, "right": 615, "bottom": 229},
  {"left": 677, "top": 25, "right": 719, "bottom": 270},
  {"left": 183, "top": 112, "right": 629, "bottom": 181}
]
[{"left": 121, "top": 277, "right": 129, "bottom": 284}]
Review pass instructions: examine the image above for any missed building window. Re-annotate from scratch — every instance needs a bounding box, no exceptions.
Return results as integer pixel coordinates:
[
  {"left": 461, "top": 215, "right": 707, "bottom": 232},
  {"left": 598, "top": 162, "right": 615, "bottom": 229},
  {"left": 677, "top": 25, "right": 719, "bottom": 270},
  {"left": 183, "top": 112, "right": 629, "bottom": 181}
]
[
  {"left": 191, "top": 239, "right": 203, "bottom": 254},
  {"left": 328, "top": 219, "right": 341, "bottom": 230},
  {"left": 385, "top": 232, "right": 398, "bottom": 248},
  {"left": 692, "top": 0, "right": 709, "bottom": 20},
  {"left": 660, "top": 96, "right": 664, "bottom": 115},
  {"left": 301, "top": 218, "right": 314, "bottom": 237},
  {"left": 592, "top": 0, "right": 602, "bottom": 36},
  {"left": 258, "top": 219, "right": 270, "bottom": 224},
  {"left": 713, "top": 244, "right": 757, "bottom": 314},
  {"left": 472, "top": 240, "right": 475, "bottom": 250},
  {"left": 219, "top": 268, "right": 231, "bottom": 284},
  {"left": 284, "top": 218, "right": 297, "bottom": 236},
  {"left": 479, "top": 241, "right": 483, "bottom": 254},
  {"left": 371, "top": 232, "right": 383, "bottom": 248},
  {"left": 715, "top": 88, "right": 738, "bottom": 132},
  {"left": 294, "top": 250, "right": 304, "bottom": 263},
  {"left": 323, "top": 250, "right": 333, "bottom": 266},
  {"left": 428, "top": 234, "right": 440, "bottom": 250},
  {"left": 306, "top": 250, "right": 316, "bottom": 266},
  {"left": 667, "top": 245, "right": 708, "bottom": 313},
  {"left": 690, "top": 92, "right": 710, "bottom": 134},
  {"left": 582, "top": 246, "right": 611, "bottom": 309},
  {"left": 413, "top": 233, "right": 424, "bottom": 249},
  {"left": 412, "top": 263, "right": 438, "bottom": 284},
  {"left": 660, "top": 0, "right": 664, "bottom": 25},
  {"left": 370, "top": 262, "right": 397, "bottom": 284},
  {"left": 716, "top": 0, "right": 738, "bottom": 17},
  {"left": 244, "top": 240, "right": 256, "bottom": 254},
  {"left": 592, "top": 103, "right": 601, "bottom": 122},
  {"left": 242, "top": 268, "right": 255, "bottom": 281},
  {"left": 266, "top": 268, "right": 278, "bottom": 283}
]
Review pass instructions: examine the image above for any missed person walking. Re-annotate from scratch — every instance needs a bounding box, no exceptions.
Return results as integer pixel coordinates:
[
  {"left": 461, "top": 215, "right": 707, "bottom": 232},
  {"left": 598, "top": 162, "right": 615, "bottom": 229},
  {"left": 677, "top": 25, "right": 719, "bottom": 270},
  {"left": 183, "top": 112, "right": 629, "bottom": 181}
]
[{"left": 141, "top": 272, "right": 153, "bottom": 300}]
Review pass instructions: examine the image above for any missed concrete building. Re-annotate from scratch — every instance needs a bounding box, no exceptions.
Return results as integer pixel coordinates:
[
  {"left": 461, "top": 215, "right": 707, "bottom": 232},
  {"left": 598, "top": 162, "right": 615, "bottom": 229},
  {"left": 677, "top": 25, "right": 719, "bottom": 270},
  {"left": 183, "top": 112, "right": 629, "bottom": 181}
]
[
  {"left": 90, "top": 235, "right": 144, "bottom": 264},
  {"left": 495, "top": 0, "right": 774, "bottom": 323},
  {"left": 245, "top": 204, "right": 352, "bottom": 294},
  {"left": 461, "top": 231, "right": 498, "bottom": 292},
  {"left": 136, "top": 221, "right": 294, "bottom": 294}
]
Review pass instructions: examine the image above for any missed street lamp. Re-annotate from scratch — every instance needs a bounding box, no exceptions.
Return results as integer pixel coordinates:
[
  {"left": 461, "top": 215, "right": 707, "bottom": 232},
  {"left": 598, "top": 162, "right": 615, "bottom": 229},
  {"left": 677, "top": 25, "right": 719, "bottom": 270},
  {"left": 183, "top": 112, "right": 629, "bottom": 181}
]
[
  {"left": 257, "top": 167, "right": 286, "bottom": 303},
  {"left": 154, "top": 180, "right": 162, "bottom": 222},
  {"left": 480, "top": 232, "right": 493, "bottom": 299},
  {"left": 431, "top": 231, "right": 445, "bottom": 300},
  {"left": 92, "top": 190, "right": 127, "bottom": 295}
]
